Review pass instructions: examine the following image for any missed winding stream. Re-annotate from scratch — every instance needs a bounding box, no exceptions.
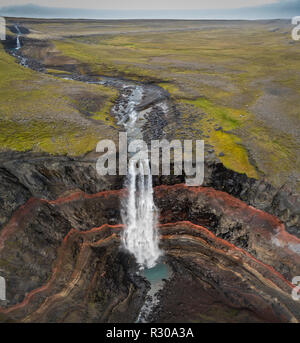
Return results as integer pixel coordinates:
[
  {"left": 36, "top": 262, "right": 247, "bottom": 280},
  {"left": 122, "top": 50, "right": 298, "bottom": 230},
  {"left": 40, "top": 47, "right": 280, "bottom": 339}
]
[{"left": 11, "top": 26, "right": 172, "bottom": 322}]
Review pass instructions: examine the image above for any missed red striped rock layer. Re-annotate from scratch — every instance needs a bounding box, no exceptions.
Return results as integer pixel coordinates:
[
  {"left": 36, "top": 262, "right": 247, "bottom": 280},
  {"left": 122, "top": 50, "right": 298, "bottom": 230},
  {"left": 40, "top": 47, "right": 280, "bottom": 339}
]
[{"left": 0, "top": 185, "right": 299, "bottom": 322}]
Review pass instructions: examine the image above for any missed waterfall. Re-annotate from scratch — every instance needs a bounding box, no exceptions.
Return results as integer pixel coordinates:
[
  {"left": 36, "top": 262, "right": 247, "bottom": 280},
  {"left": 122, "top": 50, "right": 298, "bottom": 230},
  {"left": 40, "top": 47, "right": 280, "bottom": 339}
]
[
  {"left": 13, "top": 25, "right": 28, "bottom": 68},
  {"left": 122, "top": 159, "right": 161, "bottom": 269},
  {"left": 15, "top": 25, "right": 21, "bottom": 50},
  {"left": 118, "top": 85, "right": 162, "bottom": 269}
]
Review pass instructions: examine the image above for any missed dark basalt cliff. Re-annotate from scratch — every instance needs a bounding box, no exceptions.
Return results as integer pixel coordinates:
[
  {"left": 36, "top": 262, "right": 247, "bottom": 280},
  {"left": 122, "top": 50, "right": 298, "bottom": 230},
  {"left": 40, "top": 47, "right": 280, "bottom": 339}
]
[
  {"left": 158, "top": 222, "right": 299, "bottom": 323},
  {"left": 0, "top": 156, "right": 300, "bottom": 322}
]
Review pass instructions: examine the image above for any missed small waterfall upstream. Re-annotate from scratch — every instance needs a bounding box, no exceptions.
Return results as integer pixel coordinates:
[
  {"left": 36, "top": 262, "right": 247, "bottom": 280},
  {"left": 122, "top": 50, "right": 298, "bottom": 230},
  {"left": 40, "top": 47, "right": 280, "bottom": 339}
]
[
  {"left": 14, "top": 25, "right": 21, "bottom": 50},
  {"left": 13, "top": 25, "right": 28, "bottom": 67}
]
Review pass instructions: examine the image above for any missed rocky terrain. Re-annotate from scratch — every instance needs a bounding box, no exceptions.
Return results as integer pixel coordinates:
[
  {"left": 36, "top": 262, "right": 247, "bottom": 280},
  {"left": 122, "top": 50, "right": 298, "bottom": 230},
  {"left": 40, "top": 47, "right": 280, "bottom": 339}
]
[
  {"left": 0, "top": 151, "right": 300, "bottom": 322},
  {"left": 0, "top": 18, "right": 300, "bottom": 322}
]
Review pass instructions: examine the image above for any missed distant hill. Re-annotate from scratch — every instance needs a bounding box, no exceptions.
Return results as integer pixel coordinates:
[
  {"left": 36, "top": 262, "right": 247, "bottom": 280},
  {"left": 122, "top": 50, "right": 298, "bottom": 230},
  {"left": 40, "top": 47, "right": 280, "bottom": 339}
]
[{"left": 0, "top": 2, "right": 299, "bottom": 19}]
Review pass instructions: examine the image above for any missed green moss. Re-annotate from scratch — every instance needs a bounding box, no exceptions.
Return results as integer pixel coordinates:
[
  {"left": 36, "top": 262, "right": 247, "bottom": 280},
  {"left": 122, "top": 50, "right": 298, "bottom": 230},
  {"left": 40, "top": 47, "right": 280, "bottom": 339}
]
[
  {"left": 3, "top": 20, "right": 300, "bottom": 185},
  {"left": 179, "top": 98, "right": 257, "bottom": 178},
  {"left": 46, "top": 68, "right": 72, "bottom": 75},
  {"left": 0, "top": 42, "right": 118, "bottom": 156},
  {"left": 0, "top": 119, "right": 104, "bottom": 156},
  {"left": 158, "top": 82, "right": 183, "bottom": 98},
  {"left": 91, "top": 106, "right": 116, "bottom": 127},
  {"left": 185, "top": 98, "right": 243, "bottom": 130}
]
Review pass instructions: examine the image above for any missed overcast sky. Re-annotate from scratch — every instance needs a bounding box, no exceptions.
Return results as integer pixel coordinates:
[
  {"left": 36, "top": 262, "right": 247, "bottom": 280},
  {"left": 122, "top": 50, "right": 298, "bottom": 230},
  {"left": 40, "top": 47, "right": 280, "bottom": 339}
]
[
  {"left": 0, "top": 0, "right": 282, "bottom": 10},
  {"left": 1, "top": 0, "right": 299, "bottom": 19}
]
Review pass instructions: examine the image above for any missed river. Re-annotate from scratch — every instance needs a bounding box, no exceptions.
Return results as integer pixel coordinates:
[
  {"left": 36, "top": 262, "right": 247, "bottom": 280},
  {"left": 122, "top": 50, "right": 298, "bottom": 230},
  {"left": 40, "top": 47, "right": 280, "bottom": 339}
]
[{"left": 12, "top": 26, "right": 172, "bottom": 322}]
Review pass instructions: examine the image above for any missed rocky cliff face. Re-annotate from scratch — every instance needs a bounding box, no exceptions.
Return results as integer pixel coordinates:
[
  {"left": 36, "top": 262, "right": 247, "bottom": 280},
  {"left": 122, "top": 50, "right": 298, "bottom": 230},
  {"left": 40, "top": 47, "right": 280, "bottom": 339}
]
[
  {"left": 158, "top": 222, "right": 299, "bottom": 323},
  {"left": 0, "top": 158, "right": 300, "bottom": 322}
]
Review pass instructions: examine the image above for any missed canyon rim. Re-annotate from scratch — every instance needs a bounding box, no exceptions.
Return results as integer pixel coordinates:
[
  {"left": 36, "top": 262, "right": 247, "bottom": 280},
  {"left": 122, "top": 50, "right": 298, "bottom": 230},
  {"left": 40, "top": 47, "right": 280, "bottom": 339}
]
[{"left": 0, "top": 3, "right": 300, "bottom": 325}]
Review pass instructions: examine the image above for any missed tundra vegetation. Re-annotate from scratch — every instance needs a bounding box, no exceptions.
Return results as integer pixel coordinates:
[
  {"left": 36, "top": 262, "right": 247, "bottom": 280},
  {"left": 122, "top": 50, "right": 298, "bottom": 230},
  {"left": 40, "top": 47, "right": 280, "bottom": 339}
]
[
  {"left": 2, "top": 18, "right": 300, "bottom": 188},
  {"left": 0, "top": 26, "right": 118, "bottom": 156}
]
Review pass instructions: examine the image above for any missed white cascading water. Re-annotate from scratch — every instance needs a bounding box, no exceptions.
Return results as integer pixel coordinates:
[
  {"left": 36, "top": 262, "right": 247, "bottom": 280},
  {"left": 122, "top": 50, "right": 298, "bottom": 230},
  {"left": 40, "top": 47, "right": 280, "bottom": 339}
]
[
  {"left": 119, "top": 85, "right": 162, "bottom": 269},
  {"left": 14, "top": 25, "right": 28, "bottom": 67},
  {"left": 15, "top": 25, "right": 21, "bottom": 50},
  {"left": 122, "top": 159, "right": 161, "bottom": 269}
]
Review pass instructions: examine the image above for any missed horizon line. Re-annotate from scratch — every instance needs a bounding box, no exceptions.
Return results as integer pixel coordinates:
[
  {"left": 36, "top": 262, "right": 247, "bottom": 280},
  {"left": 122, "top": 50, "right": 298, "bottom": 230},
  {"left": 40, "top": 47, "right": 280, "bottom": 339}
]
[{"left": 2, "top": 15, "right": 290, "bottom": 21}]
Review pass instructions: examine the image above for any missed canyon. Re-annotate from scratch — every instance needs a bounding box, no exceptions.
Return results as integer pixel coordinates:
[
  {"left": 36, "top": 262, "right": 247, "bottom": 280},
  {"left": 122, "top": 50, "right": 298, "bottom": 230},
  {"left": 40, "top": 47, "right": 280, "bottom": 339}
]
[{"left": 0, "top": 19, "right": 300, "bottom": 323}]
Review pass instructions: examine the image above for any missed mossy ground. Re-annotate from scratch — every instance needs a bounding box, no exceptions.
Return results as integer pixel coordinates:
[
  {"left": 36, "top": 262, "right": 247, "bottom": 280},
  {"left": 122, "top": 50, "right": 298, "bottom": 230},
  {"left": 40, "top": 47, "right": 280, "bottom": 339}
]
[
  {"left": 3, "top": 18, "right": 300, "bottom": 187},
  {"left": 44, "top": 21, "right": 300, "bottom": 185},
  {"left": 0, "top": 42, "right": 118, "bottom": 156},
  {"left": 179, "top": 98, "right": 257, "bottom": 178}
]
